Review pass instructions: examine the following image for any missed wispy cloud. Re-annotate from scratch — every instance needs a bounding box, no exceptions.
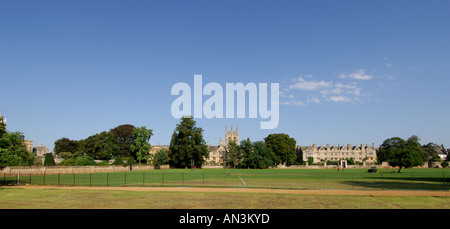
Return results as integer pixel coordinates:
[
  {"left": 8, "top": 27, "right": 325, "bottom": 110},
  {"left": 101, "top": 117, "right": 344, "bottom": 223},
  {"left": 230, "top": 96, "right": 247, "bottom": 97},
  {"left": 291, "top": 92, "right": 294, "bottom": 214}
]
[
  {"left": 281, "top": 70, "right": 377, "bottom": 105},
  {"left": 339, "top": 69, "right": 373, "bottom": 80},
  {"left": 288, "top": 76, "right": 333, "bottom": 90},
  {"left": 328, "top": 95, "right": 352, "bottom": 102}
]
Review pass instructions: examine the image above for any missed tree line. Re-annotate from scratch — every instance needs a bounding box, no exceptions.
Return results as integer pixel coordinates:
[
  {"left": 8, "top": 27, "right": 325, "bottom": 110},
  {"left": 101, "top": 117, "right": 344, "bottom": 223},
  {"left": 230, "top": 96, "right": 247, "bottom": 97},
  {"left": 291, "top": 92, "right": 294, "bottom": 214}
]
[
  {"left": 168, "top": 116, "right": 298, "bottom": 169},
  {"left": 54, "top": 124, "right": 153, "bottom": 166},
  {"left": 2, "top": 112, "right": 449, "bottom": 170}
]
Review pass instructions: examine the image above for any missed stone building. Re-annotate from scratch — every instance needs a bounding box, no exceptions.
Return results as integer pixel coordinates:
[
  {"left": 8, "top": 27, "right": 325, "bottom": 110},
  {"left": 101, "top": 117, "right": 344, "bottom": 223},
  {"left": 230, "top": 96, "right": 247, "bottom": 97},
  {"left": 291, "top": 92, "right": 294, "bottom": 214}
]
[
  {"left": 298, "top": 143, "right": 377, "bottom": 165},
  {"left": 149, "top": 144, "right": 169, "bottom": 155},
  {"left": 205, "top": 137, "right": 227, "bottom": 166},
  {"left": 225, "top": 125, "right": 239, "bottom": 146},
  {"left": 33, "top": 144, "right": 50, "bottom": 157},
  {"left": 24, "top": 139, "right": 34, "bottom": 152},
  {"left": 205, "top": 125, "right": 239, "bottom": 166}
]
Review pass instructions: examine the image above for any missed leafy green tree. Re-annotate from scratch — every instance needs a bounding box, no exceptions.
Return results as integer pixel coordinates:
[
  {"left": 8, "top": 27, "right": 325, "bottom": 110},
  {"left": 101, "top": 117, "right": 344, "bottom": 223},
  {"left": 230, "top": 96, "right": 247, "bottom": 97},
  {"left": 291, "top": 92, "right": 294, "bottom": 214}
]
[
  {"left": 110, "top": 124, "right": 136, "bottom": 158},
  {"left": 154, "top": 149, "right": 169, "bottom": 165},
  {"left": 240, "top": 138, "right": 255, "bottom": 168},
  {"left": 225, "top": 141, "right": 243, "bottom": 168},
  {"left": 384, "top": 135, "right": 427, "bottom": 172},
  {"left": 249, "top": 140, "right": 276, "bottom": 169},
  {"left": 264, "top": 133, "right": 296, "bottom": 166},
  {"left": 377, "top": 137, "right": 406, "bottom": 163},
  {"left": 225, "top": 139, "right": 275, "bottom": 169},
  {"left": 76, "top": 131, "right": 118, "bottom": 160},
  {"left": 169, "top": 116, "right": 208, "bottom": 168},
  {"left": 44, "top": 153, "right": 56, "bottom": 166},
  {"left": 54, "top": 138, "right": 79, "bottom": 155},
  {"left": 0, "top": 131, "right": 35, "bottom": 166},
  {"left": 131, "top": 126, "right": 153, "bottom": 164}
]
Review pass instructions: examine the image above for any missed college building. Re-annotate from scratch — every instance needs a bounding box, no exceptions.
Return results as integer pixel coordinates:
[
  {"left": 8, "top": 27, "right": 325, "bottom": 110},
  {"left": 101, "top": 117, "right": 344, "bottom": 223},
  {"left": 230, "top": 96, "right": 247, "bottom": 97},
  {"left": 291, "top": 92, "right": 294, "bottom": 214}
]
[{"left": 298, "top": 143, "right": 377, "bottom": 165}]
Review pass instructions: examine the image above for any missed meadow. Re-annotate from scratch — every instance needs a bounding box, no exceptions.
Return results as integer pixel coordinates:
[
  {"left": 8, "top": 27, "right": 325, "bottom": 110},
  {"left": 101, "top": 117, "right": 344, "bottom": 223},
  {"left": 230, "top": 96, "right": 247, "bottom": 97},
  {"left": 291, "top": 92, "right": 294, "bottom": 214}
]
[{"left": 3, "top": 167, "right": 450, "bottom": 191}]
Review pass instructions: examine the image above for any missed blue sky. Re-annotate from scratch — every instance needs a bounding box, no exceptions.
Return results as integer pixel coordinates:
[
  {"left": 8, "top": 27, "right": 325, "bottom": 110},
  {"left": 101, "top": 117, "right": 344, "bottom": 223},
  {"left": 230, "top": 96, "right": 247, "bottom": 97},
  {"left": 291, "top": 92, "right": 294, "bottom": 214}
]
[{"left": 1, "top": 0, "right": 449, "bottom": 151}]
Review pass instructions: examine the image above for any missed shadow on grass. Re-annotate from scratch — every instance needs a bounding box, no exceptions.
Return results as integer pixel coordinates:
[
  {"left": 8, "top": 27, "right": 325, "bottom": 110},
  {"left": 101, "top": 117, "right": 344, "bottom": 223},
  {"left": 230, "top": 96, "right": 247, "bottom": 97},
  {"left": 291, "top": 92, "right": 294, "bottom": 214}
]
[{"left": 340, "top": 175, "right": 449, "bottom": 191}]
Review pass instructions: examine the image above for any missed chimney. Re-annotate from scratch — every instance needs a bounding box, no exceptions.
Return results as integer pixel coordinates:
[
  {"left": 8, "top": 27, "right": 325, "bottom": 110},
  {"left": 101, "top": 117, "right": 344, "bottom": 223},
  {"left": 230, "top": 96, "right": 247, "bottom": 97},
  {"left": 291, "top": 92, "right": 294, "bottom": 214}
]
[
  {"left": 348, "top": 144, "right": 351, "bottom": 150},
  {"left": 326, "top": 144, "right": 330, "bottom": 149}
]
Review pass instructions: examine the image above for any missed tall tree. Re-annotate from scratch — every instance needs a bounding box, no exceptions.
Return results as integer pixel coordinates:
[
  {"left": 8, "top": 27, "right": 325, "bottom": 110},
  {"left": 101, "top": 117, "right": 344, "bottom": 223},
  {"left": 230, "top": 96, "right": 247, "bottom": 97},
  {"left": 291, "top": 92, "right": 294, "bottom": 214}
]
[
  {"left": 110, "top": 124, "right": 136, "bottom": 158},
  {"left": 131, "top": 126, "right": 153, "bottom": 163},
  {"left": 225, "top": 141, "right": 243, "bottom": 168},
  {"left": 169, "top": 117, "right": 208, "bottom": 168},
  {"left": 264, "top": 133, "right": 296, "bottom": 166}
]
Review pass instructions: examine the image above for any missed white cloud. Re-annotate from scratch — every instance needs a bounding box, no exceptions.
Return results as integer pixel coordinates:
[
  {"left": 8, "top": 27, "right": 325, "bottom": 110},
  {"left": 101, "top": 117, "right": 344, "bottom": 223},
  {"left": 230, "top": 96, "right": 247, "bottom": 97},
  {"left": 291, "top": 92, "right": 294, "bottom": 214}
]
[
  {"left": 280, "top": 100, "right": 306, "bottom": 106},
  {"left": 339, "top": 69, "right": 373, "bottom": 80},
  {"left": 280, "top": 69, "right": 380, "bottom": 106},
  {"left": 328, "top": 96, "right": 352, "bottom": 102},
  {"left": 289, "top": 76, "right": 333, "bottom": 91}
]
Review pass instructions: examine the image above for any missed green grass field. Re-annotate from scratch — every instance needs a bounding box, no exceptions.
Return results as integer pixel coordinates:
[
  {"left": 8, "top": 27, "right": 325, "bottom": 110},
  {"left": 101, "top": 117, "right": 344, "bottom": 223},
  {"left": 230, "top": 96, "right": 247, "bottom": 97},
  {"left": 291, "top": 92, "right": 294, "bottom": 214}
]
[
  {"left": 3, "top": 167, "right": 450, "bottom": 191},
  {"left": 1, "top": 187, "right": 450, "bottom": 209}
]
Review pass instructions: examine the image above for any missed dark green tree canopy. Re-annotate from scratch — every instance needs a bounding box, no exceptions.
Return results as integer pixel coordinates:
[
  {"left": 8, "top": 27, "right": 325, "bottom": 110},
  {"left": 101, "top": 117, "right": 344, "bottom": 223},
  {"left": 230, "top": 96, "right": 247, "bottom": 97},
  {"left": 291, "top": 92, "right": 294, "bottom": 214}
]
[
  {"left": 225, "top": 138, "right": 276, "bottom": 169},
  {"left": 169, "top": 117, "right": 208, "bottom": 168},
  {"left": 379, "top": 135, "right": 427, "bottom": 172},
  {"left": 44, "top": 153, "right": 56, "bottom": 166},
  {"left": 154, "top": 149, "right": 169, "bottom": 166},
  {"left": 54, "top": 138, "right": 79, "bottom": 155},
  {"left": 264, "top": 133, "right": 297, "bottom": 166},
  {"left": 110, "top": 124, "right": 136, "bottom": 158}
]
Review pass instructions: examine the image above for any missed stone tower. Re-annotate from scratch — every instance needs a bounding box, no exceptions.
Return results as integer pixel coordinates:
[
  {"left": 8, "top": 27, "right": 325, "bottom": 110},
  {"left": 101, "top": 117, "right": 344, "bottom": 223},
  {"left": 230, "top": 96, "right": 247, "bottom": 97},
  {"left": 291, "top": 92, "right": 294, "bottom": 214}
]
[{"left": 225, "top": 125, "right": 239, "bottom": 146}]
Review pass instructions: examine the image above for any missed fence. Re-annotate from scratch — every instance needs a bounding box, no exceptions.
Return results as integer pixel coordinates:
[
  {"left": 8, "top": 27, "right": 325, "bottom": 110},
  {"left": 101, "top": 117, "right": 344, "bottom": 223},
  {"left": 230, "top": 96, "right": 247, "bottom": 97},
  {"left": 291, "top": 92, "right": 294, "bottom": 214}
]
[{"left": 1, "top": 170, "right": 449, "bottom": 191}]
